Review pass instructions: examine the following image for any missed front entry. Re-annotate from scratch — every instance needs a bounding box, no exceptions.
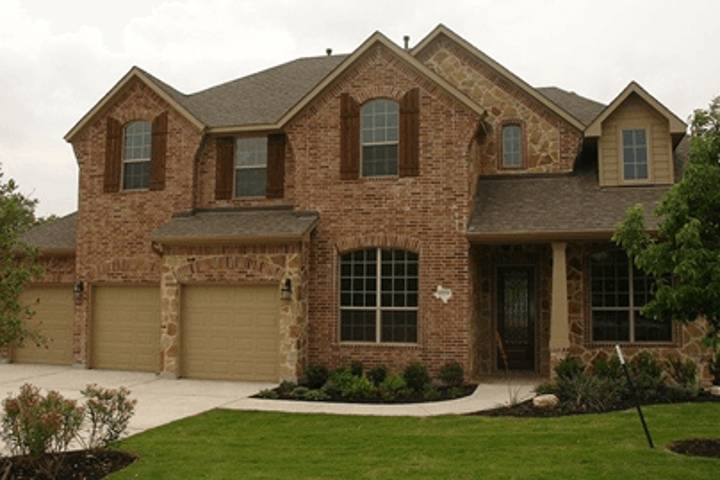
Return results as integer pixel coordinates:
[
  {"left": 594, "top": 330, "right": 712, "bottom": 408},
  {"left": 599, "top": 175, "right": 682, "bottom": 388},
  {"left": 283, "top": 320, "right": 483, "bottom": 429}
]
[{"left": 496, "top": 266, "right": 535, "bottom": 371}]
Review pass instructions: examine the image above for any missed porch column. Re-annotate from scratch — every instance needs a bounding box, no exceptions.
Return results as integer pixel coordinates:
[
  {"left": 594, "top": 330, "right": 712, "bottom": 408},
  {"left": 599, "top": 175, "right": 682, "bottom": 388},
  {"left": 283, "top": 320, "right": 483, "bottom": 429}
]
[{"left": 550, "top": 242, "right": 570, "bottom": 358}]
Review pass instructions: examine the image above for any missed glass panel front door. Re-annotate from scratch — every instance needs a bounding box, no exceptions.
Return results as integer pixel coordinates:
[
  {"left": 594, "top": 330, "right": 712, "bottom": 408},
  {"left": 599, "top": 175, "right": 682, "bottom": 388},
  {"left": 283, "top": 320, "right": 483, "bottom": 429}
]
[{"left": 497, "top": 267, "right": 535, "bottom": 371}]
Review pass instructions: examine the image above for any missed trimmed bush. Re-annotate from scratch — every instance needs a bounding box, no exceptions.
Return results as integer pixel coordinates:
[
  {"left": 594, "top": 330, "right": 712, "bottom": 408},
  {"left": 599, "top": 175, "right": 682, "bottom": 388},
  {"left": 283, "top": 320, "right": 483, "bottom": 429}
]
[
  {"left": 341, "top": 376, "right": 376, "bottom": 401},
  {"left": 277, "top": 380, "right": 297, "bottom": 397},
  {"left": 554, "top": 374, "right": 625, "bottom": 413},
  {"left": 304, "top": 365, "right": 329, "bottom": 389},
  {"left": 349, "top": 361, "right": 364, "bottom": 377},
  {"left": 592, "top": 356, "right": 623, "bottom": 380},
  {"left": 422, "top": 385, "right": 441, "bottom": 401},
  {"left": 438, "top": 361, "right": 464, "bottom": 387},
  {"left": 554, "top": 356, "right": 584, "bottom": 380},
  {"left": 290, "top": 386, "right": 310, "bottom": 399},
  {"left": 81, "top": 384, "right": 137, "bottom": 449},
  {"left": 256, "top": 388, "right": 279, "bottom": 399},
  {"left": 628, "top": 352, "right": 665, "bottom": 402},
  {"left": 403, "top": 363, "right": 430, "bottom": 392},
  {"left": 303, "top": 389, "right": 330, "bottom": 401},
  {"left": 322, "top": 369, "right": 356, "bottom": 398},
  {"left": 367, "top": 365, "right": 388, "bottom": 386},
  {"left": 378, "top": 375, "right": 410, "bottom": 401},
  {"left": 666, "top": 357, "right": 698, "bottom": 389}
]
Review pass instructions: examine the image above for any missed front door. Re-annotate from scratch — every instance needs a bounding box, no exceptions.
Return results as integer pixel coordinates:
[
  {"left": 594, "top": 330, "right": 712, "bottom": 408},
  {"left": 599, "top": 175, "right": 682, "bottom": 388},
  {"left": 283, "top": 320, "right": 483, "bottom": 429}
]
[{"left": 496, "top": 266, "right": 535, "bottom": 371}]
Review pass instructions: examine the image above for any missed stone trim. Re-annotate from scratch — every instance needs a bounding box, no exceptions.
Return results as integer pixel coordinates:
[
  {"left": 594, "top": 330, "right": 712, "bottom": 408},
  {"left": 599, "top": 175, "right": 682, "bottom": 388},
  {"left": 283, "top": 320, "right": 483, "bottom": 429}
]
[{"left": 334, "top": 233, "right": 422, "bottom": 254}]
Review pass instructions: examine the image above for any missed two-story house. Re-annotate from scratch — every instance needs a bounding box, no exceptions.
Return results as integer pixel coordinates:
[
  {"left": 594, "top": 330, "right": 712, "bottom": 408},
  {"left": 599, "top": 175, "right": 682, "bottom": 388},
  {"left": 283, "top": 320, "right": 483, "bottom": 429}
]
[{"left": 13, "top": 25, "right": 708, "bottom": 382}]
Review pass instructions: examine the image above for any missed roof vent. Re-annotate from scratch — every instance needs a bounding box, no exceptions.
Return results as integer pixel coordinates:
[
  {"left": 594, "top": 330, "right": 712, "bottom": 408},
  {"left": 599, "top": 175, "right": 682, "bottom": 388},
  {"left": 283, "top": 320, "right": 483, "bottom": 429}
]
[
  {"left": 326, "top": 48, "right": 332, "bottom": 56},
  {"left": 403, "top": 35, "right": 410, "bottom": 50}
]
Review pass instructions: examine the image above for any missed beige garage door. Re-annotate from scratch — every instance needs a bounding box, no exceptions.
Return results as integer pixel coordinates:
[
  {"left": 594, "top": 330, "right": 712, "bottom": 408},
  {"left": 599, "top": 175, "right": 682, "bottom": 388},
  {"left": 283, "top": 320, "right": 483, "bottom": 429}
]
[
  {"left": 14, "top": 287, "right": 74, "bottom": 365},
  {"left": 182, "top": 285, "right": 280, "bottom": 381},
  {"left": 92, "top": 286, "right": 160, "bottom": 372}
]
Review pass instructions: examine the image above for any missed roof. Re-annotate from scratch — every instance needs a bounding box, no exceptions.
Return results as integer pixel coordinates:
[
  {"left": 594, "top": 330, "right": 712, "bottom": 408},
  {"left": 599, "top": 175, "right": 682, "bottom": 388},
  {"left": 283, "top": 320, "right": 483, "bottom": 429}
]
[
  {"left": 536, "top": 87, "right": 606, "bottom": 126},
  {"left": 150, "top": 208, "right": 319, "bottom": 245},
  {"left": 21, "top": 212, "right": 77, "bottom": 254},
  {"left": 468, "top": 165, "right": 671, "bottom": 242}
]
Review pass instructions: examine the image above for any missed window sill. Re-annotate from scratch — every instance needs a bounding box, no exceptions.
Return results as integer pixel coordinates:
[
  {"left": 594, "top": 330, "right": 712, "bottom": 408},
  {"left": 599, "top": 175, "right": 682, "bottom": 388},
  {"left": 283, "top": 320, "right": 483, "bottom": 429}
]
[
  {"left": 338, "top": 341, "right": 420, "bottom": 348},
  {"left": 587, "top": 340, "right": 677, "bottom": 348},
  {"left": 118, "top": 188, "right": 150, "bottom": 194}
]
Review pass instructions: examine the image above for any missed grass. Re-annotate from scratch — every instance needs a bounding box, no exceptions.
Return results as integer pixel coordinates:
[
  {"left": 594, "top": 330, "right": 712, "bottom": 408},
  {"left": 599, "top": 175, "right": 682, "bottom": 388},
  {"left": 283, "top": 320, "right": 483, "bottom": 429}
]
[{"left": 112, "top": 403, "right": 720, "bottom": 479}]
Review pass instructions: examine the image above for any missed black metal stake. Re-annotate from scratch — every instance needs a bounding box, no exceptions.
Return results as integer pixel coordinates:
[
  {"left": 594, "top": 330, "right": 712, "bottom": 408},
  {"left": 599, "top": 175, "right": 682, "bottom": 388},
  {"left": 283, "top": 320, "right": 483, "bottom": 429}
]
[{"left": 616, "top": 345, "right": 655, "bottom": 449}]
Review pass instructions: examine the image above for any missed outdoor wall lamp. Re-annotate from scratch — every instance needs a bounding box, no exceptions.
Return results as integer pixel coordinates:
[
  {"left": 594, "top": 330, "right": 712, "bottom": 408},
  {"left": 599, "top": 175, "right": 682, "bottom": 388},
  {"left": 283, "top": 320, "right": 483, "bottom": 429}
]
[
  {"left": 73, "top": 281, "right": 84, "bottom": 296},
  {"left": 280, "top": 279, "right": 292, "bottom": 301}
]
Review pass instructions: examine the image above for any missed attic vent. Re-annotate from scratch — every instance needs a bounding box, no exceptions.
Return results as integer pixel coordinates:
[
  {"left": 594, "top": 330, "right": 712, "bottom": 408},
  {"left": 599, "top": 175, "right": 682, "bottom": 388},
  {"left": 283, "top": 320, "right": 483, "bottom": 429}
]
[
  {"left": 326, "top": 48, "right": 332, "bottom": 56},
  {"left": 403, "top": 35, "right": 410, "bottom": 50}
]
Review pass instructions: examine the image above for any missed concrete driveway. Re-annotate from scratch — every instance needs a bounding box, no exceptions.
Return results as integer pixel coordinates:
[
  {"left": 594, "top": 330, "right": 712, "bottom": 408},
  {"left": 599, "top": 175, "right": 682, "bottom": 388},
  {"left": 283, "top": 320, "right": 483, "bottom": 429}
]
[{"left": 0, "top": 364, "right": 274, "bottom": 438}]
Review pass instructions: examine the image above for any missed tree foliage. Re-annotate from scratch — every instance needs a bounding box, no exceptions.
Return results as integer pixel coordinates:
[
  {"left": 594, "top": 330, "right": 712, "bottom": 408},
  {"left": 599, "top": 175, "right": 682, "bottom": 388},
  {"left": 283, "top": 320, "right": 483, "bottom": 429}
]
[
  {"left": 613, "top": 96, "right": 720, "bottom": 344},
  {"left": 0, "top": 165, "right": 43, "bottom": 349}
]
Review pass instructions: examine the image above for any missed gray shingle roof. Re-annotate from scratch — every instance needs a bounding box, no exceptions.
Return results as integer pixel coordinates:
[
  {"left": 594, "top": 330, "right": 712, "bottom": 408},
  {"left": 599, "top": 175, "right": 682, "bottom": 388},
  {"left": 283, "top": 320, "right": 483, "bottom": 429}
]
[
  {"left": 151, "top": 208, "right": 319, "bottom": 244},
  {"left": 143, "top": 55, "right": 348, "bottom": 128},
  {"left": 536, "top": 86, "right": 606, "bottom": 126},
  {"left": 21, "top": 212, "right": 77, "bottom": 254}
]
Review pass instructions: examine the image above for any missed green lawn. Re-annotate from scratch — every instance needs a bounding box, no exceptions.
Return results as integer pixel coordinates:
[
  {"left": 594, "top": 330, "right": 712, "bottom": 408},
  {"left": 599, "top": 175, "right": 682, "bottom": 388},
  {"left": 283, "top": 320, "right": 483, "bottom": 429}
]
[{"left": 113, "top": 403, "right": 719, "bottom": 479}]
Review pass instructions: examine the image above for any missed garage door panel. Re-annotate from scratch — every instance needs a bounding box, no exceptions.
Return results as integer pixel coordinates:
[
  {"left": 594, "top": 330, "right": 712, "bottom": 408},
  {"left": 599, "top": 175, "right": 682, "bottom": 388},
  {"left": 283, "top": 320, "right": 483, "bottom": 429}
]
[
  {"left": 92, "top": 286, "right": 160, "bottom": 372},
  {"left": 182, "top": 285, "right": 279, "bottom": 381},
  {"left": 15, "top": 287, "right": 74, "bottom": 365}
]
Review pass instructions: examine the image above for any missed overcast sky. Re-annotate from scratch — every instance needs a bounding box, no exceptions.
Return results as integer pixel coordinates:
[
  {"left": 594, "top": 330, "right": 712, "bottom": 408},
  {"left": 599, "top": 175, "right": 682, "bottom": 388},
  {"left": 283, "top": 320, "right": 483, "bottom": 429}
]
[{"left": 1, "top": 0, "right": 718, "bottom": 217}]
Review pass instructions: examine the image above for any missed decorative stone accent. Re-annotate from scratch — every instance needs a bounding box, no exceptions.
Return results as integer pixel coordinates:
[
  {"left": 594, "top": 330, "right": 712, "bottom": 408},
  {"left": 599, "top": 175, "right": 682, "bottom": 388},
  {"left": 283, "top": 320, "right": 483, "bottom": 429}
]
[
  {"left": 533, "top": 394, "right": 559, "bottom": 409},
  {"left": 710, "top": 386, "right": 720, "bottom": 397}
]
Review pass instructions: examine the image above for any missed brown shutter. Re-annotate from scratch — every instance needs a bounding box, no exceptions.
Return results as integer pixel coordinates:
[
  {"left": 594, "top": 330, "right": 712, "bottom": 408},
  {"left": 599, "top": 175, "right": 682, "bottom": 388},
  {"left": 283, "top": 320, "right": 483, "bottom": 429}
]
[
  {"left": 215, "top": 137, "right": 235, "bottom": 200},
  {"left": 103, "top": 117, "right": 122, "bottom": 193},
  {"left": 399, "top": 88, "right": 420, "bottom": 177},
  {"left": 266, "top": 133, "right": 286, "bottom": 198},
  {"left": 149, "top": 112, "right": 168, "bottom": 191},
  {"left": 339, "top": 93, "right": 360, "bottom": 180}
]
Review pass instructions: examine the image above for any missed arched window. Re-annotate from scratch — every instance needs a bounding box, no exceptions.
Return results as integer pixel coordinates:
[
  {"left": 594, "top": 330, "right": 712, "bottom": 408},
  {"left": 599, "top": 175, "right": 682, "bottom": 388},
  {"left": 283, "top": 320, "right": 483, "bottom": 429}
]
[
  {"left": 361, "top": 99, "right": 399, "bottom": 176},
  {"left": 339, "top": 248, "right": 418, "bottom": 343},
  {"left": 122, "top": 120, "right": 152, "bottom": 190},
  {"left": 589, "top": 250, "right": 671, "bottom": 343},
  {"left": 501, "top": 123, "right": 523, "bottom": 168}
]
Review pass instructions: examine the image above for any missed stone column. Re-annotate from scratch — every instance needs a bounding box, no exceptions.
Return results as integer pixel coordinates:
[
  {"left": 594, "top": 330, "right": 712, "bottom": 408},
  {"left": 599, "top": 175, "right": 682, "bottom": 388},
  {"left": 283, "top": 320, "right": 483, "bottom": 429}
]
[{"left": 550, "top": 241, "right": 569, "bottom": 373}]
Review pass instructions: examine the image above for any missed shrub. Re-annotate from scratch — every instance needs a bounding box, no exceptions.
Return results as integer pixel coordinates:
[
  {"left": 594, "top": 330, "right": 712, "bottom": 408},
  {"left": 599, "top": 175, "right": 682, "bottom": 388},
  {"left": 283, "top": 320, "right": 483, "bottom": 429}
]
[
  {"left": 349, "top": 361, "right": 364, "bottom": 377},
  {"left": 447, "top": 386, "right": 468, "bottom": 399},
  {"left": 628, "top": 352, "right": 665, "bottom": 402},
  {"left": 367, "top": 365, "right": 388, "bottom": 386},
  {"left": 81, "top": 384, "right": 137, "bottom": 450},
  {"left": 303, "top": 389, "right": 330, "bottom": 401},
  {"left": 422, "top": 385, "right": 441, "bottom": 402},
  {"left": 1, "top": 384, "right": 85, "bottom": 477},
  {"left": 709, "top": 351, "right": 720, "bottom": 386},
  {"left": 554, "top": 356, "right": 584, "bottom": 380},
  {"left": 403, "top": 363, "right": 430, "bottom": 392},
  {"left": 592, "top": 356, "right": 623, "bottom": 380},
  {"left": 666, "top": 357, "right": 698, "bottom": 389},
  {"left": 277, "top": 380, "right": 297, "bottom": 397},
  {"left": 340, "top": 376, "right": 376, "bottom": 401},
  {"left": 256, "top": 388, "right": 279, "bottom": 399},
  {"left": 304, "top": 365, "right": 329, "bottom": 389},
  {"left": 554, "top": 374, "right": 625, "bottom": 413},
  {"left": 438, "top": 361, "right": 464, "bottom": 387},
  {"left": 290, "top": 386, "right": 310, "bottom": 399},
  {"left": 378, "top": 375, "right": 410, "bottom": 402},
  {"left": 322, "top": 369, "right": 356, "bottom": 398}
]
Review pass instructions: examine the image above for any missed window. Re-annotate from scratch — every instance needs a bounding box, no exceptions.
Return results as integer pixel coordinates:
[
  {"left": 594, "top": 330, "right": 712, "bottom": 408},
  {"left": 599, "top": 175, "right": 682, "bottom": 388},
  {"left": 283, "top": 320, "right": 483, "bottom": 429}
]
[
  {"left": 589, "top": 250, "right": 672, "bottom": 343},
  {"left": 339, "top": 248, "right": 419, "bottom": 343},
  {"left": 361, "top": 99, "right": 399, "bottom": 176},
  {"left": 501, "top": 124, "right": 523, "bottom": 168},
  {"left": 122, "top": 120, "right": 152, "bottom": 190},
  {"left": 622, "top": 129, "right": 648, "bottom": 180},
  {"left": 235, "top": 137, "right": 267, "bottom": 197}
]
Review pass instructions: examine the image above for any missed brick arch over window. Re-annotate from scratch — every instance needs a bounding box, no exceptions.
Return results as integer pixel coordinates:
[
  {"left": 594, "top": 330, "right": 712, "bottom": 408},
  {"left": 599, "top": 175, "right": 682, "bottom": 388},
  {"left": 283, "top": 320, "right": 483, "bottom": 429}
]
[
  {"left": 353, "top": 86, "right": 405, "bottom": 105},
  {"left": 173, "top": 255, "right": 288, "bottom": 284},
  {"left": 335, "top": 234, "right": 422, "bottom": 255},
  {"left": 88, "top": 257, "right": 160, "bottom": 282}
]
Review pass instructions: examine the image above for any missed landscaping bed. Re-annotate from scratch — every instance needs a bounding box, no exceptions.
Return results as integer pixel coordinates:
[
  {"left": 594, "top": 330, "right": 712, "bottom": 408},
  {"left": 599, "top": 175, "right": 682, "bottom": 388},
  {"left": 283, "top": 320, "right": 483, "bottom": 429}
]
[
  {"left": 0, "top": 450, "right": 135, "bottom": 480},
  {"left": 254, "top": 361, "right": 476, "bottom": 403},
  {"left": 669, "top": 438, "right": 720, "bottom": 459}
]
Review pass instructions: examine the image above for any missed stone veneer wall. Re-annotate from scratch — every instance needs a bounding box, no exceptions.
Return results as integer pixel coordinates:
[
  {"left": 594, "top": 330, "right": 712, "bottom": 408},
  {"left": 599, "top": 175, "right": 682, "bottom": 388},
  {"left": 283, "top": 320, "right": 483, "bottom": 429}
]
[{"left": 158, "top": 243, "right": 308, "bottom": 381}]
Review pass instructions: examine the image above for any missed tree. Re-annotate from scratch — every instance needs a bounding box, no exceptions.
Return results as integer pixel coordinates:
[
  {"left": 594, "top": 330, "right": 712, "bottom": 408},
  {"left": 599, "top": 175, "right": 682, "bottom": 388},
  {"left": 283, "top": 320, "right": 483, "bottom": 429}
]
[
  {"left": 0, "top": 165, "right": 43, "bottom": 350},
  {"left": 613, "top": 96, "right": 720, "bottom": 348}
]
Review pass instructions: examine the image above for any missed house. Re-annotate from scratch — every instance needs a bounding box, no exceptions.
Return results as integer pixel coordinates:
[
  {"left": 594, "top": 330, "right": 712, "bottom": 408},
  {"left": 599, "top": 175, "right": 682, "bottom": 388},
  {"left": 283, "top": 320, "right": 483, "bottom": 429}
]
[{"left": 11, "top": 25, "right": 709, "bottom": 382}]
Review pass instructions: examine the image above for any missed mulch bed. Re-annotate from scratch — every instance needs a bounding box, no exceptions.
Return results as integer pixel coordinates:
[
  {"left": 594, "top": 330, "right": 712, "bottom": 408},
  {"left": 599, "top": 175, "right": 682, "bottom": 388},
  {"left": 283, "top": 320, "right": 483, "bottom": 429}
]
[
  {"left": 255, "top": 384, "right": 477, "bottom": 404},
  {"left": 0, "top": 450, "right": 136, "bottom": 480},
  {"left": 668, "top": 438, "right": 720, "bottom": 458},
  {"left": 471, "top": 394, "right": 720, "bottom": 418}
]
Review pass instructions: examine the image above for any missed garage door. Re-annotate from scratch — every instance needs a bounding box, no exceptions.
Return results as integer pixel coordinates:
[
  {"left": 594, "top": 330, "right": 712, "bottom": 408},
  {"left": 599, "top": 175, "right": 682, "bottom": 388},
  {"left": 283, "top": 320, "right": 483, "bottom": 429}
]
[
  {"left": 14, "top": 287, "right": 74, "bottom": 365},
  {"left": 182, "top": 285, "right": 279, "bottom": 381},
  {"left": 92, "top": 286, "right": 160, "bottom": 372}
]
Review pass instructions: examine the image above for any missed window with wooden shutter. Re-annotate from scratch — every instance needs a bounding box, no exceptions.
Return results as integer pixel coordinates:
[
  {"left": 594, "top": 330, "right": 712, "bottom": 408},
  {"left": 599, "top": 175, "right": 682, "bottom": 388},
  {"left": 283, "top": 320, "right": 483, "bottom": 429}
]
[
  {"left": 340, "top": 93, "right": 360, "bottom": 180},
  {"left": 104, "top": 117, "right": 122, "bottom": 193},
  {"left": 399, "top": 88, "right": 420, "bottom": 177},
  {"left": 266, "top": 133, "right": 286, "bottom": 198},
  {"left": 149, "top": 112, "right": 168, "bottom": 191},
  {"left": 215, "top": 137, "right": 234, "bottom": 200}
]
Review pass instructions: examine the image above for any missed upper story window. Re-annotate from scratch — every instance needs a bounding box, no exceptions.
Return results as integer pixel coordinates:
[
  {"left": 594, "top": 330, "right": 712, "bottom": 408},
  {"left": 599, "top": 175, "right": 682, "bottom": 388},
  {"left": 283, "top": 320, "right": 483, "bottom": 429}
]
[
  {"left": 235, "top": 137, "right": 267, "bottom": 197},
  {"left": 122, "top": 121, "right": 152, "bottom": 190},
  {"left": 501, "top": 124, "right": 523, "bottom": 168},
  {"left": 622, "top": 128, "right": 648, "bottom": 181},
  {"left": 339, "top": 248, "right": 419, "bottom": 344},
  {"left": 361, "top": 99, "right": 399, "bottom": 177},
  {"left": 589, "top": 250, "right": 672, "bottom": 343}
]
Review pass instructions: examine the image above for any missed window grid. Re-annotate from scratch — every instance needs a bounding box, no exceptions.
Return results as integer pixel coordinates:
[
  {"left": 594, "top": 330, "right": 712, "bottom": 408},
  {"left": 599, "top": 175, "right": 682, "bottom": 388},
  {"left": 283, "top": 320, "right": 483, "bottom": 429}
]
[
  {"left": 234, "top": 137, "right": 267, "bottom": 197},
  {"left": 590, "top": 250, "right": 671, "bottom": 343},
  {"left": 502, "top": 124, "right": 523, "bottom": 168},
  {"left": 361, "top": 99, "right": 399, "bottom": 177},
  {"left": 622, "top": 129, "right": 648, "bottom": 180},
  {"left": 340, "top": 248, "right": 418, "bottom": 343},
  {"left": 122, "top": 121, "right": 152, "bottom": 190}
]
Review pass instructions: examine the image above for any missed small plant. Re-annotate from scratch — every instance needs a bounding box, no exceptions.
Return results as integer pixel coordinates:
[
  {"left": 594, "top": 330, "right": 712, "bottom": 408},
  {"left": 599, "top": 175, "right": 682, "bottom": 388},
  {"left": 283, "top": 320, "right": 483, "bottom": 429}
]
[
  {"left": 447, "top": 386, "right": 468, "bottom": 399},
  {"left": 438, "top": 361, "right": 464, "bottom": 387},
  {"left": 367, "top": 365, "right": 388, "bottom": 386},
  {"left": 422, "top": 385, "right": 441, "bottom": 402},
  {"left": 349, "top": 360, "right": 364, "bottom": 377},
  {"left": 666, "top": 357, "right": 698, "bottom": 389},
  {"left": 256, "top": 388, "right": 279, "bottom": 399},
  {"left": 277, "top": 380, "right": 298, "bottom": 397},
  {"left": 378, "top": 375, "right": 410, "bottom": 401},
  {"left": 554, "top": 356, "right": 584, "bottom": 380},
  {"left": 304, "top": 365, "right": 329, "bottom": 389},
  {"left": 290, "top": 386, "right": 310, "bottom": 399},
  {"left": 81, "top": 384, "right": 137, "bottom": 450},
  {"left": 303, "top": 389, "right": 330, "bottom": 401},
  {"left": 321, "top": 369, "right": 356, "bottom": 398},
  {"left": 341, "top": 376, "right": 376, "bottom": 401},
  {"left": 592, "top": 356, "right": 623, "bottom": 380},
  {"left": 628, "top": 352, "right": 665, "bottom": 402},
  {"left": 403, "top": 363, "right": 430, "bottom": 392}
]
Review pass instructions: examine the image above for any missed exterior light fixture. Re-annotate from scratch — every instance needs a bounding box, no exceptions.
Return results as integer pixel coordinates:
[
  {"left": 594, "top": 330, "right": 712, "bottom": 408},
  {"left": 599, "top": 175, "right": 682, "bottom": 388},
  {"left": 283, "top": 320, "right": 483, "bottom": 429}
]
[
  {"left": 73, "top": 281, "right": 84, "bottom": 296},
  {"left": 280, "top": 279, "right": 292, "bottom": 301}
]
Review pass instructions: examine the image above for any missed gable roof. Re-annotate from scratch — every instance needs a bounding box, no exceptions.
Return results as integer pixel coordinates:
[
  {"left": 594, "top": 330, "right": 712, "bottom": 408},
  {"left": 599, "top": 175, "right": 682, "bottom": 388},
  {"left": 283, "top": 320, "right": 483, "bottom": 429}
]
[
  {"left": 585, "top": 81, "right": 687, "bottom": 137},
  {"left": 412, "top": 24, "right": 587, "bottom": 131},
  {"left": 21, "top": 212, "right": 77, "bottom": 255},
  {"left": 536, "top": 87, "right": 606, "bottom": 126}
]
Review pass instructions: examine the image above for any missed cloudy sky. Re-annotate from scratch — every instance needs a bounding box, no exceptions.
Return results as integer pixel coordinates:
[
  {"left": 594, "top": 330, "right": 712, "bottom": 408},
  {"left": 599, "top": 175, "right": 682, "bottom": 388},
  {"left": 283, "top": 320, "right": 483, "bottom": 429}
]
[{"left": 1, "top": 0, "right": 718, "bottom": 217}]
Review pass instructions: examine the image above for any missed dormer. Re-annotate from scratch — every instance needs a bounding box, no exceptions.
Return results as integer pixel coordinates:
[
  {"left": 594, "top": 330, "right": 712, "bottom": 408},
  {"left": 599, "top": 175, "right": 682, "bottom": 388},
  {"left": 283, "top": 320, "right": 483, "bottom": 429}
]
[{"left": 586, "top": 82, "right": 686, "bottom": 187}]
